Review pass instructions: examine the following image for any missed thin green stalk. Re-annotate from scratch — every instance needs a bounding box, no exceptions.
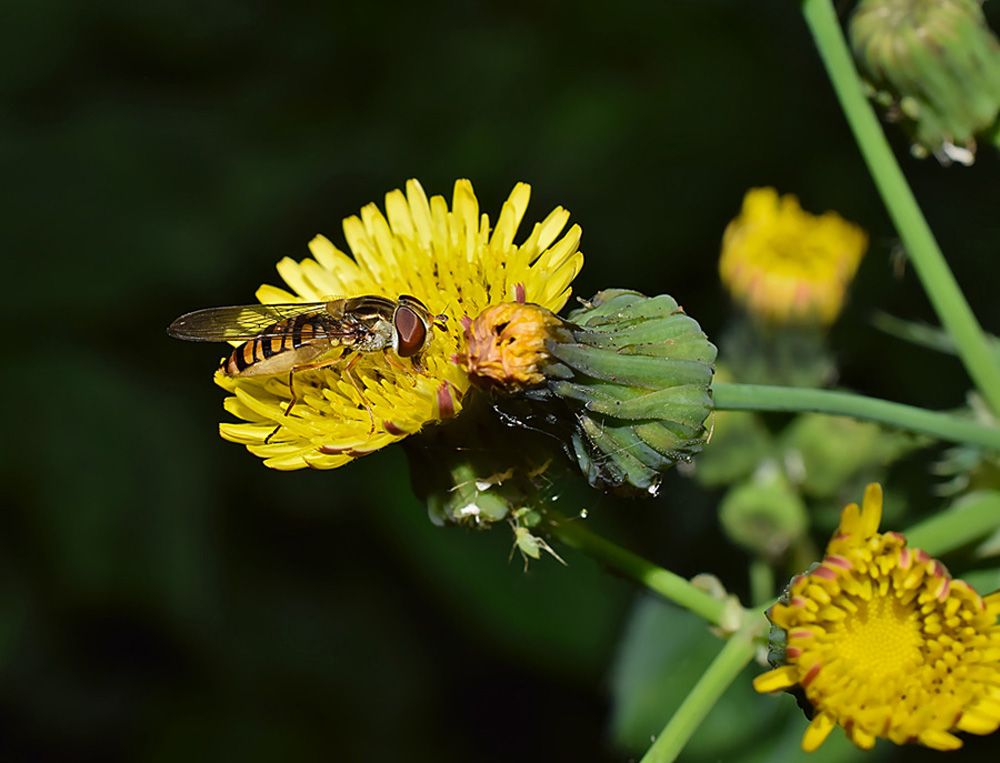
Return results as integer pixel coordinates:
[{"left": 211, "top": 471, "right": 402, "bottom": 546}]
[
  {"left": 639, "top": 626, "right": 759, "bottom": 763},
  {"left": 546, "top": 512, "right": 728, "bottom": 627},
  {"left": 802, "top": 0, "right": 1000, "bottom": 415},
  {"left": 749, "top": 558, "right": 775, "bottom": 609},
  {"left": 905, "top": 491, "right": 1000, "bottom": 556},
  {"left": 713, "top": 382, "right": 1000, "bottom": 451}
]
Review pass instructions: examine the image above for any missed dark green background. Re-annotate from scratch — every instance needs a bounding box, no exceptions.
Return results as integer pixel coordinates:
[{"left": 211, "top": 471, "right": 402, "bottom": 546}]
[{"left": 4, "top": 1, "right": 1000, "bottom": 761}]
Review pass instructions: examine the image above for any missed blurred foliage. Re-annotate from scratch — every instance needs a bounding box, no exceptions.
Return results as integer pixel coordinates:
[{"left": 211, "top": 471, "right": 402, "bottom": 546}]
[{"left": 4, "top": 0, "right": 1000, "bottom": 760}]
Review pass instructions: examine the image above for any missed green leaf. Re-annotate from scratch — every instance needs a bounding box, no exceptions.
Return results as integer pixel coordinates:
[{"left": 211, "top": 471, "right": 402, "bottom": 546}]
[{"left": 609, "top": 597, "right": 778, "bottom": 759}]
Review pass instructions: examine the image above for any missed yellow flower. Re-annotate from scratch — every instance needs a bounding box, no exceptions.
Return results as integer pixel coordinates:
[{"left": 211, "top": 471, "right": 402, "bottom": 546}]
[
  {"left": 754, "top": 483, "right": 1000, "bottom": 752},
  {"left": 217, "top": 179, "right": 583, "bottom": 470},
  {"left": 719, "top": 188, "right": 868, "bottom": 326}
]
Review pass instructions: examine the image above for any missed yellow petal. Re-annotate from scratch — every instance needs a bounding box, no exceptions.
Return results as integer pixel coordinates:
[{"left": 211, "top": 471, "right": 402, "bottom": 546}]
[
  {"left": 859, "top": 482, "right": 884, "bottom": 537},
  {"left": 917, "top": 729, "right": 963, "bottom": 751},
  {"left": 752, "top": 666, "right": 799, "bottom": 694},
  {"left": 801, "top": 712, "right": 835, "bottom": 752}
]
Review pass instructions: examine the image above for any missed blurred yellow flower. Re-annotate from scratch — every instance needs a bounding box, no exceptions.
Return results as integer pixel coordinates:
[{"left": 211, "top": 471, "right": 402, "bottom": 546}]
[
  {"left": 719, "top": 188, "right": 867, "bottom": 326},
  {"left": 754, "top": 483, "right": 1000, "bottom": 752},
  {"left": 217, "top": 179, "right": 583, "bottom": 470}
]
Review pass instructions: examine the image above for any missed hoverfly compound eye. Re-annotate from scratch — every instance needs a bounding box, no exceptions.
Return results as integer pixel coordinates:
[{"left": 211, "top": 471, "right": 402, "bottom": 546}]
[{"left": 394, "top": 303, "right": 428, "bottom": 357}]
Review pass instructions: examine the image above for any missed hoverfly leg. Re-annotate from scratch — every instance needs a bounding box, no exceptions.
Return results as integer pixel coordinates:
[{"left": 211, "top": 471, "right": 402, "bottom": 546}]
[
  {"left": 264, "top": 354, "right": 349, "bottom": 445},
  {"left": 263, "top": 366, "right": 304, "bottom": 445},
  {"left": 264, "top": 423, "right": 284, "bottom": 445},
  {"left": 283, "top": 359, "right": 336, "bottom": 418},
  {"left": 340, "top": 354, "right": 376, "bottom": 434},
  {"left": 285, "top": 367, "right": 303, "bottom": 418},
  {"left": 385, "top": 352, "right": 427, "bottom": 378},
  {"left": 385, "top": 353, "right": 411, "bottom": 374}
]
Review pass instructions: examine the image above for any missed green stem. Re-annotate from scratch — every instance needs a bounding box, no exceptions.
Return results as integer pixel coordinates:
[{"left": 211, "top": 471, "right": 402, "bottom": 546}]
[
  {"left": 713, "top": 382, "right": 1000, "bottom": 451},
  {"left": 905, "top": 491, "right": 1000, "bottom": 556},
  {"left": 802, "top": 0, "right": 1000, "bottom": 415},
  {"left": 749, "top": 558, "right": 775, "bottom": 608},
  {"left": 546, "top": 512, "right": 729, "bottom": 627},
  {"left": 639, "top": 625, "right": 760, "bottom": 763}
]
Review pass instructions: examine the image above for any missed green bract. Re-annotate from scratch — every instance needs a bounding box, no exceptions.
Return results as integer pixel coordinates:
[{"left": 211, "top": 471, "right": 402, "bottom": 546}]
[{"left": 537, "top": 289, "right": 717, "bottom": 494}]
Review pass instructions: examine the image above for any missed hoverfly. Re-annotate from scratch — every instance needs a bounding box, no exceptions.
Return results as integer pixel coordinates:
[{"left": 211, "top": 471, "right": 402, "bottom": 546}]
[{"left": 168, "top": 294, "right": 447, "bottom": 438}]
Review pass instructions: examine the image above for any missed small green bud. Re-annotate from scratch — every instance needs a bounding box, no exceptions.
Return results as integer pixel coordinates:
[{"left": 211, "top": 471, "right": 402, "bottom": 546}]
[
  {"left": 719, "top": 468, "right": 808, "bottom": 558},
  {"left": 780, "top": 414, "right": 923, "bottom": 499}
]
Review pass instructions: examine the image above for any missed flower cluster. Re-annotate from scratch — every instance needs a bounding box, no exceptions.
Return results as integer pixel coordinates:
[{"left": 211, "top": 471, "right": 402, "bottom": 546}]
[{"left": 215, "top": 180, "right": 583, "bottom": 470}]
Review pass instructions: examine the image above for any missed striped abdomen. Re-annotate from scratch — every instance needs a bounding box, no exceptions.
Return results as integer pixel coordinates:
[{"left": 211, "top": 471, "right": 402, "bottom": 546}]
[{"left": 224, "top": 314, "right": 341, "bottom": 377}]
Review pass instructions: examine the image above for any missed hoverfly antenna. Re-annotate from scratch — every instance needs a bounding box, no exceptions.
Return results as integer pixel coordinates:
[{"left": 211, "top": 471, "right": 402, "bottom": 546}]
[{"left": 433, "top": 299, "right": 455, "bottom": 331}]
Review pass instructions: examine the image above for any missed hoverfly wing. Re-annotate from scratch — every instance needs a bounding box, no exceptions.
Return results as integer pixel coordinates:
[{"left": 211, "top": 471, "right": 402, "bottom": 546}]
[{"left": 167, "top": 302, "right": 334, "bottom": 342}]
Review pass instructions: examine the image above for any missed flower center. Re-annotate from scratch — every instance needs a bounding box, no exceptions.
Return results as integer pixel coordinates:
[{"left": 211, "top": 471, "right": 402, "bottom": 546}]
[{"left": 833, "top": 594, "right": 923, "bottom": 682}]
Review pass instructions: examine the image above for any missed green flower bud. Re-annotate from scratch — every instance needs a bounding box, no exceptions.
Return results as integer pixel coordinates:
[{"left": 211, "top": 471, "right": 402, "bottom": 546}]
[
  {"left": 465, "top": 290, "right": 717, "bottom": 495},
  {"left": 553, "top": 290, "right": 716, "bottom": 494},
  {"left": 849, "top": 0, "right": 1000, "bottom": 164},
  {"left": 780, "top": 413, "right": 924, "bottom": 500},
  {"left": 718, "top": 469, "right": 809, "bottom": 558}
]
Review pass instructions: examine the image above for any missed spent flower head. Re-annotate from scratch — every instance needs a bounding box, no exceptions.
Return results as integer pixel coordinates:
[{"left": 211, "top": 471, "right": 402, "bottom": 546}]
[
  {"left": 213, "top": 179, "right": 583, "bottom": 470},
  {"left": 720, "top": 188, "right": 867, "bottom": 328},
  {"left": 462, "top": 301, "right": 574, "bottom": 394},
  {"left": 754, "top": 483, "right": 1000, "bottom": 752}
]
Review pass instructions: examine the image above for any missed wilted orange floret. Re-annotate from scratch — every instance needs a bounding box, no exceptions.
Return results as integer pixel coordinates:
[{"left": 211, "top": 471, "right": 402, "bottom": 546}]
[{"left": 461, "top": 302, "right": 572, "bottom": 393}]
